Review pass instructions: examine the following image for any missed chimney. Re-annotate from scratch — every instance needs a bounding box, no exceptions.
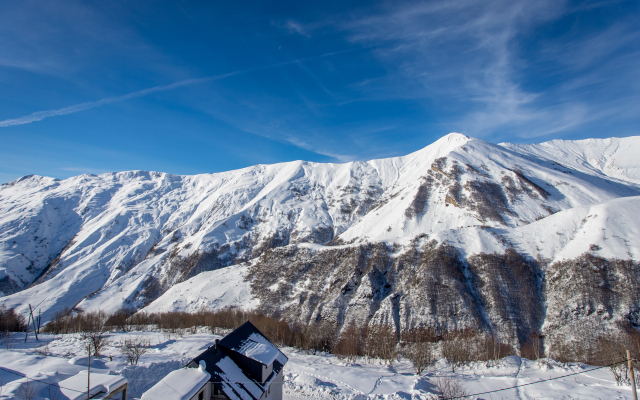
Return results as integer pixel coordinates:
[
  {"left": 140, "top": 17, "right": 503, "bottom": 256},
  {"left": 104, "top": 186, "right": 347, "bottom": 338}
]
[{"left": 214, "top": 339, "right": 220, "bottom": 351}]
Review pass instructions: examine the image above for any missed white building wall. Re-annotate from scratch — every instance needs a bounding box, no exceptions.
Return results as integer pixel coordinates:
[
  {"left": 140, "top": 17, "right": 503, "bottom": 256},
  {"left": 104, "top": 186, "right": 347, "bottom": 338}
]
[
  {"left": 264, "top": 369, "right": 284, "bottom": 400},
  {"left": 188, "top": 382, "right": 210, "bottom": 400}
]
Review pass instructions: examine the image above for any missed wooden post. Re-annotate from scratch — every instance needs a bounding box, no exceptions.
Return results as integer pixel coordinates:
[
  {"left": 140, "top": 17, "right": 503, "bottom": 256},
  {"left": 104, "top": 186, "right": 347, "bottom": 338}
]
[
  {"left": 24, "top": 310, "right": 31, "bottom": 342},
  {"left": 628, "top": 350, "right": 638, "bottom": 400},
  {"left": 87, "top": 346, "right": 91, "bottom": 400},
  {"left": 29, "top": 304, "right": 38, "bottom": 340}
]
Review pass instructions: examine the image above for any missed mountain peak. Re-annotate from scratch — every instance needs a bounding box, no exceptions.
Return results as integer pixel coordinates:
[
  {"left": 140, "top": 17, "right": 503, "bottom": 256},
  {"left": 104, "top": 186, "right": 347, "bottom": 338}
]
[
  {"left": 405, "top": 132, "right": 471, "bottom": 161},
  {"left": 430, "top": 132, "right": 470, "bottom": 149},
  {"left": 442, "top": 132, "right": 469, "bottom": 141}
]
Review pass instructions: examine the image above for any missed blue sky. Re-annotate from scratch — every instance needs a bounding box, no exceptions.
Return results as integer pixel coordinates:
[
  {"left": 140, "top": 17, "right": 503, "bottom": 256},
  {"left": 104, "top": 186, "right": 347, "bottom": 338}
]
[{"left": 1, "top": 0, "right": 639, "bottom": 183}]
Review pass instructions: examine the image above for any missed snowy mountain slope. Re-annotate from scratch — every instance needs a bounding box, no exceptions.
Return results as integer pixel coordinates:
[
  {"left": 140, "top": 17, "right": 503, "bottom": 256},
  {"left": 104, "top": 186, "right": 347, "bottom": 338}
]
[
  {"left": 98, "top": 263, "right": 257, "bottom": 314},
  {"left": 505, "top": 195, "right": 640, "bottom": 262},
  {"left": 336, "top": 136, "right": 640, "bottom": 244},
  {"left": 139, "top": 194, "right": 640, "bottom": 334},
  {"left": 1, "top": 133, "right": 640, "bottom": 340},
  {"left": 236, "top": 194, "right": 640, "bottom": 346},
  {"left": 500, "top": 136, "right": 640, "bottom": 185}
]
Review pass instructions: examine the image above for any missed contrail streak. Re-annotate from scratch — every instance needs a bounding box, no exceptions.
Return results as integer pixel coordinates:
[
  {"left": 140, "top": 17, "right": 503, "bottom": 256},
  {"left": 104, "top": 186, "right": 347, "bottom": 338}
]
[{"left": 0, "top": 49, "right": 353, "bottom": 128}]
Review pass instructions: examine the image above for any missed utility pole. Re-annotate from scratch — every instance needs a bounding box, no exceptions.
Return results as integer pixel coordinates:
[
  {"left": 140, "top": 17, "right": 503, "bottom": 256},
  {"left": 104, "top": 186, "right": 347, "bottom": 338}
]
[
  {"left": 628, "top": 350, "right": 638, "bottom": 400},
  {"left": 24, "top": 310, "right": 30, "bottom": 342},
  {"left": 28, "top": 304, "right": 38, "bottom": 340},
  {"left": 87, "top": 343, "right": 91, "bottom": 400}
]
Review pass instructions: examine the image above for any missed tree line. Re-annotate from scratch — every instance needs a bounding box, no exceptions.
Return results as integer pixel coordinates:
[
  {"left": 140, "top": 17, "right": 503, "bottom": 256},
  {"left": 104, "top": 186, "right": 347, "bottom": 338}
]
[
  {"left": 0, "top": 305, "right": 628, "bottom": 379},
  {"left": 41, "top": 306, "right": 522, "bottom": 373}
]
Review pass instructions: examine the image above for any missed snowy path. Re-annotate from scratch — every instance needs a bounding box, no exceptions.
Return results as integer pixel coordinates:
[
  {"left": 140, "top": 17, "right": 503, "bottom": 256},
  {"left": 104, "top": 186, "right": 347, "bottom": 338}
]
[
  {"left": 291, "top": 369, "right": 366, "bottom": 395},
  {"left": 515, "top": 356, "right": 525, "bottom": 400}
]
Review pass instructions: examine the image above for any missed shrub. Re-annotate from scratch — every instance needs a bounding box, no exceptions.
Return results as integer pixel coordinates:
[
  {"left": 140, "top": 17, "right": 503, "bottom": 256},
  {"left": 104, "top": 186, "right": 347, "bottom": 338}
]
[
  {"left": 404, "top": 342, "right": 435, "bottom": 374},
  {"left": 0, "top": 305, "right": 28, "bottom": 335},
  {"left": 433, "top": 376, "right": 468, "bottom": 399},
  {"left": 120, "top": 336, "right": 151, "bottom": 365},
  {"left": 15, "top": 378, "right": 36, "bottom": 400}
]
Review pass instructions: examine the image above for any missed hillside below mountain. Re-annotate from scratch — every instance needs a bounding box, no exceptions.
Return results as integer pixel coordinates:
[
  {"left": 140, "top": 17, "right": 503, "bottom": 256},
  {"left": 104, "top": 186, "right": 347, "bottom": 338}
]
[{"left": 2, "top": 133, "right": 640, "bottom": 353}]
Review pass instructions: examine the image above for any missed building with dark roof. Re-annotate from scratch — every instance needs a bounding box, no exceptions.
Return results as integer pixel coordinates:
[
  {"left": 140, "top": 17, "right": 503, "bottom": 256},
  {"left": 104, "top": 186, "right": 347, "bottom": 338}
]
[{"left": 144, "top": 321, "right": 288, "bottom": 400}]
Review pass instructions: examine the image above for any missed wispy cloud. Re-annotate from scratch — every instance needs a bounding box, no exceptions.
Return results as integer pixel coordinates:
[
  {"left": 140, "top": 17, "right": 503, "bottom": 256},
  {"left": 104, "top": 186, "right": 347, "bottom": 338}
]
[
  {"left": 0, "top": 49, "right": 355, "bottom": 128},
  {"left": 337, "top": 0, "right": 571, "bottom": 138},
  {"left": 281, "top": 0, "right": 639, "bottom": 141},
  {"left": 0, "top": 76, "right": 215, "bottom": 127},
  {"left": 283, "top": 20, "right": 312, "bottom": 37}
]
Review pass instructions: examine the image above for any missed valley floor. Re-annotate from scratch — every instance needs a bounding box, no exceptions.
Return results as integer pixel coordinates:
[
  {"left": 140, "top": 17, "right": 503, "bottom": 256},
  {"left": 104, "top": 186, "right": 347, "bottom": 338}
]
[{"left": 0, "top": 330, "right": 636, "bottom": 399}]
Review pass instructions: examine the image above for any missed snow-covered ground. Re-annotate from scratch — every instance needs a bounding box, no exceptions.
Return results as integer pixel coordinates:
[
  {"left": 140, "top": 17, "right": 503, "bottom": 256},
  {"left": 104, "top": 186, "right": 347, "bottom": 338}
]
[{"left": 1, "top": 330, "right": 637, "bottom": 399}]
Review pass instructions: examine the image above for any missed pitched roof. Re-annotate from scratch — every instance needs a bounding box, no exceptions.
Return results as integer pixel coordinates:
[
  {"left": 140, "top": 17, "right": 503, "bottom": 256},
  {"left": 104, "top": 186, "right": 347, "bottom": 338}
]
[
  {"left": 189, "top": 321, "right": 288, "bottom": 400},
  {"left": 219, "top": 321, "right": 288, "bottom": 366},
  {"left": 141, "top": 364, "right": 210, "bottom": 400}
]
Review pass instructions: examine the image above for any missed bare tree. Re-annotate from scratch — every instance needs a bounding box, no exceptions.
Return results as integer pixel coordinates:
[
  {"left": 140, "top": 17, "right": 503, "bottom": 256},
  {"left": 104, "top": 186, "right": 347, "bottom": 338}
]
[
  {"left": 4, "top": 330, "right": 14, "bottom": 350},
  {"left": 433, "top": 376, "right": 468, "bottom": 399},
  {"left": 594, "top": 337, "right": 629, "bottom": 386},
  {"left": 405, "top": 342, "right": 435, "bottom": 375},
  {"left": 47, "top": 379, "right": 61, "bottom": 400},
  {"left": 16, "top": 378, "right": 36, "bottom": 400},
  {"left": 120, "top": 336, "right": 151, "bottom": 365},
  {"left": 83, "top": 330, "right": 111, "bottom": 357},
  {"left": 441, "top": 331, "right": 476, "bottom": 372},
  {"left": 0, "top": 305, "right": 28, "bottom": 335},
  {"left": 105, "top": 308, "right": 134, "bottom": 332},
  {"left": 334, "top": 322, "right": 362, "bottom": 363},
  {"left": 79, "top": 310, "right": 111, "bottom": 357},
  {"left": 365, "top": 324, "right": 397, "bottom": 365}
]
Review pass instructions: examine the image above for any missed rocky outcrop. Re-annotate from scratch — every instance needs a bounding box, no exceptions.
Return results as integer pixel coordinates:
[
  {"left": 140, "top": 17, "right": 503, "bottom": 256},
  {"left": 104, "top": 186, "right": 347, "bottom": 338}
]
[{"left": 247, "top": 239, "right": 639, "bottom": 351}]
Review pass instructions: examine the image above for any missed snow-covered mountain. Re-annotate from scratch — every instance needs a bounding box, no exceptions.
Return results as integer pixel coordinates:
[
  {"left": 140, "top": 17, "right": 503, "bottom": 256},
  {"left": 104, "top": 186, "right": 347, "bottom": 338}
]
[
  {"left": 2, "top": 133, "right": 640, "bottom": 350},
  {"left": 501, "top": 136, "right": 640, "bottom": 185}
]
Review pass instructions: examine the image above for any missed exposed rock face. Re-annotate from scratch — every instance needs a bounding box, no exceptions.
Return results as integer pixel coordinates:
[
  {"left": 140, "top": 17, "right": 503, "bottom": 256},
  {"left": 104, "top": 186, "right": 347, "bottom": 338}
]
[
  {"left": 467, "top": 249, "right": 543, "bottom": 344},
  {"left": 247, "top": 241, "right": 545, "bottom": 346},
  {"left": 543, "top": 254, "right": 640, "bottom": 354},
  {"left": 248, "top": 240, "right": 639, "bottom": 350}
]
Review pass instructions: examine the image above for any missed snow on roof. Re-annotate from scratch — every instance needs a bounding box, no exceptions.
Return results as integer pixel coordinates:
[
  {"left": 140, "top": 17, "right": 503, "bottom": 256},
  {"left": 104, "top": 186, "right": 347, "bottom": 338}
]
[
  {"left": 236, "top": 333, "right": 280, "bottom": 366},
  {"left": 216, "top": 356, "right": 262, "bottom": 400},
  {"left": 186, "top": 322, "right": 288, "bottom": 400},
  {"left": 67, "top": 356, "right": 109, "bottom": 369},
  {"left": 58, "top": 371, "right": 127, "bottom": 400},
  {"left": 219, "top": 322, "right": 287, "bottom": 367},
  {"left": 141, "top": 363, "right": 210, "bottom": 400}
]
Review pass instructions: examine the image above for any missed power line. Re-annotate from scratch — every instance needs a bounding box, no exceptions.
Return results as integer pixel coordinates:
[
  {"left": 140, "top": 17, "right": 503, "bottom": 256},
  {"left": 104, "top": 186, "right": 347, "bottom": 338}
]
[
  {"left": 443, "top": 359, "right": 630, "bottom": 399},
  {"left": 0, "top": 366, "right": 86, "bottom": 394}
]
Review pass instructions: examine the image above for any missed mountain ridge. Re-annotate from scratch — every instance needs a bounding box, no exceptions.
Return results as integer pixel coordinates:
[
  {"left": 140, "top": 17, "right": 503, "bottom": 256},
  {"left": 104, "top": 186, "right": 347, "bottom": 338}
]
[{"left": 1, "top": 133, "right": 640, "bottom": 352}]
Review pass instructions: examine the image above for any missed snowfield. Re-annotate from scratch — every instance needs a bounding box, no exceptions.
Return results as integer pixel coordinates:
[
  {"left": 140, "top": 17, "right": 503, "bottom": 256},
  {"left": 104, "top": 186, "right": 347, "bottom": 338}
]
[
  {"left": 98, "top": 264, "right": 257, "bottom": 315},
  {"left": 1, "top": 331, "right": 637, "bottom": 399}
]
